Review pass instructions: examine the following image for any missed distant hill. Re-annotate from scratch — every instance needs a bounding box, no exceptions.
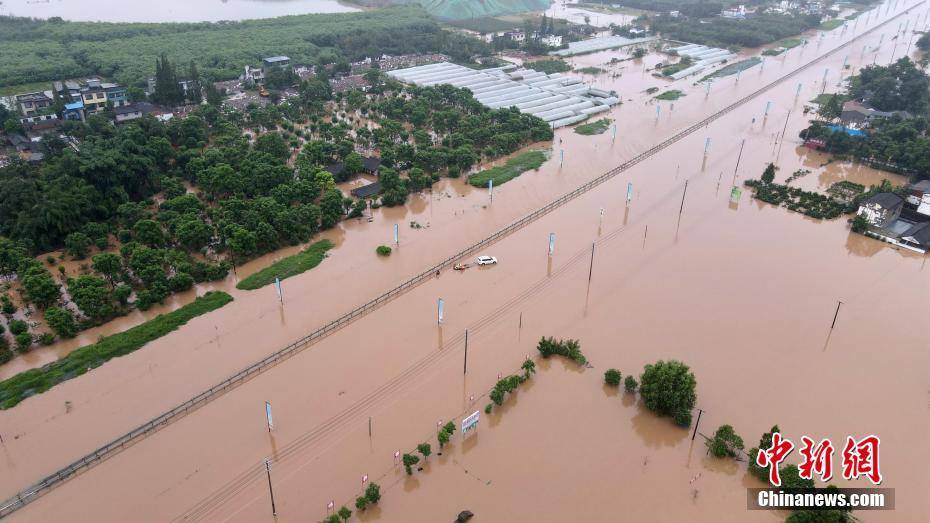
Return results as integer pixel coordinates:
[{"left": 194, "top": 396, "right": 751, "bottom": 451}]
[{"left": 353, "top": 0, "right": 552, "bottom": 20}]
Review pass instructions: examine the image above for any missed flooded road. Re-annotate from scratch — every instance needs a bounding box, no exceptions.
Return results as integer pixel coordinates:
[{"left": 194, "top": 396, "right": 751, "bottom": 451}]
[{"left": 3, "top": 2, "right": 929, "bottom": 521}]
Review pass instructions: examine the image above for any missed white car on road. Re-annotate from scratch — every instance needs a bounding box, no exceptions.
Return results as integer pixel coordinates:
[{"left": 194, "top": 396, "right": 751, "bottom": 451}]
[{"left": 476, "top": 255, "right": 498, "bottom": 266}]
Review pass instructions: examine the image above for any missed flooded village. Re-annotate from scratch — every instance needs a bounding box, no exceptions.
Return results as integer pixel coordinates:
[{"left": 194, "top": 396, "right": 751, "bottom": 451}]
[{"left": 0, "top": 0, "right": 928, "bottom": 522}]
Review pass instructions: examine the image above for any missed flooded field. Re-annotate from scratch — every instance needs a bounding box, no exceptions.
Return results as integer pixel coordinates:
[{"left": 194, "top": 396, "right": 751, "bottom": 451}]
[
  {"left": 3, "top": 2, "right": 929, "bottom": 521},
  {"left": 0, "top": 0, "right": 357, "bottom": 22}
]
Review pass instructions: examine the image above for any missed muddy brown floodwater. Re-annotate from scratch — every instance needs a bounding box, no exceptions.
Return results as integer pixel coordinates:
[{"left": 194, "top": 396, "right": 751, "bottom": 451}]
[{"left": 3, "top": 2, "right": 929, "bottom": 521}]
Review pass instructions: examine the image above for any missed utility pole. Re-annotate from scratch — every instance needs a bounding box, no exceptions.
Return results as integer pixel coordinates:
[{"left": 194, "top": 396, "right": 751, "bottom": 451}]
[
  {"left": 588, "top": 242, "right": 596, "bottom": 282},
  {"left": 264, "top": 459, "right": 277, "bottom": 517},
  {"left": 691, "top": 409, "right": 704, "bottom": 441},
  {"left": 776, "top": 110, "right": 792, "bottom": 161},
  {"left": 732, "top": 139, "right": 746, "bottom": 186},
  {"left": 463, "top": 329, "right": 468, "bottom": 375},
  {"left": 678, "top": 180, "right": 689, "bottom": 217},
  {"left": 830, "top": 301, "right": 843, "bottom": 329}
]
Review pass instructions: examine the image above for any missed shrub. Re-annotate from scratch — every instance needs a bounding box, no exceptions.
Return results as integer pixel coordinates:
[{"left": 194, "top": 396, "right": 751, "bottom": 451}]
[
  {"left": 38, "top": 333, "right": 55, "bottom": 346},
  {"left": 604, "top": 368, "right": 622, "bottom": 386},
  {"left": 484, "top": 403, "right": 492, "bottom": 414},
  {"left": 376, "top": 245, "right": 392, "bottom": 256},
  {"left": 355, "top": 496, "right": 368, "bottom": 511},
  {"left": 624, "top": 375, "right": 638, "bottom": 393},
  {"left": 8, "top": 320, "right": 28, "bottom": 336},
  {"left": 639, "top": 360, "right": 696, "bottom": 427},
  {"left": 364, "top": 482, "right": 381, "bottom": 504},
  {"left": 536, "top": 336, "right": 586, "bottom": 365},
  {"left": 707, "top": 424, "right": 745, "bottom": 458},
  {"left": 0, "top": 345, "right": 12, "bottom": 365},
  {"left": 14, "top": 332, "right": 32, "bottom": 352},
  {"left": 45, "top": 307, "right": 77, "bottom": 338},
  {"left": 402, "top": 453, "right": 419, "bottom": 474}
]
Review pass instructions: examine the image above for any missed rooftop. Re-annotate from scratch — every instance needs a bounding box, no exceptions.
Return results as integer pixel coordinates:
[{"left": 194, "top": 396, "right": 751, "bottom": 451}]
[{"left": 864, "top": 192, "right": 904, "bottom": 210}]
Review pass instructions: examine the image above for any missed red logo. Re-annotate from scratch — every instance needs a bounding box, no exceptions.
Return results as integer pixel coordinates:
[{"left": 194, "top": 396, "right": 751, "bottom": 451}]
[
  {"left": 756, "top": 432, "right": 794, "bottom": 486},
  {"left": 798, "top": 436, "right": 834, "bottom": 482},
  {"left": 841, "top": 435, "right": 882, "bottom": 485}
]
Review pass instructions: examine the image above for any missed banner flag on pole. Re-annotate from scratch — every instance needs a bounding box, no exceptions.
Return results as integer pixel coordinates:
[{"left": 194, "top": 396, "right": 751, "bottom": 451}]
[
  {"left": 548, "top": 233, "right": 555, "bottom": 256},
  {"left": 438, "top": 298, "right": 444, "bottom": 325},
  {"left": 393, "top": 223, "right": 399, "bottom": 245},
  {"left": 274, "top": 277, "right": 283, "bottom": 304},
  {"left": 626, "top": 182, "right": 633, "bottom": 203},
  {"left": 265, "top": 401, "right": 274, "bottom": 431}
]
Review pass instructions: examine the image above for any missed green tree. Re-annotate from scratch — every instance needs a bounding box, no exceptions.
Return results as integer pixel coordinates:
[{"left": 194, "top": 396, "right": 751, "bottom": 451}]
[
  {"left": 761, "top": 163, "right": 777, "bottom": 184},
  {"left": 15, "top": 332, "right": 32, "bottom": 352},
  {"left": 355, "top": 496, "right": 368, "bottom": 511},
  {"left": 639, "top": 360, "right": 697, "bottom": 427},
  {"left": 624, "top": 375, "right": 638, "bottom": 393},
  {"left": 255, "top": 132, "right": 290, "bottom": 162},
  {"left": 176, "top": 218, "right": 213, "bottom": 251},
  {"left": 187, "top": 61, "right": 203, "bottom": 104},
  {"left": 707, "top": 424, "right": 745, "bottom": 458},
  {"left": 64, "top": 232, "right": 93, "bottom": 259},
  {"left": 364, "top": 482, "right": 381, "bottom": 504},
  {"left": 68, "top": 275, "right": 114, "bottom": 322},
  {"left": 22, "top": 265, "right": 61, "bottom": 308},
  {"left": 344, "top": 152, "right": 363, "bottom": 176},
  {"left": 337, "top": 506, "right": 352, "bottom": 522},
  {"left": 92, "top": 253, "right": 123, "bottom": 285},
  {"left": 417, "top": 442, "right": 431, "bottom": 460},
  {"left": 45, "top": 306, "right": 77, "bottom": 338},
  {"left": 0, "top": 237, "right": 28, "bottom": 276},
  {"left": 133, "top": 220, "right": 165, "bottom": 247},
  {"left": 605, "top": 368, "right": 622, "bottom": 386},
  {"left": 9, "top": 319, "right": 27, "bottom": 335},
  {"left": 521, "top": 357, "right": 536, "bottom": 379},
  {"left": 402, "top": 452, "right": 420, "bottom": 474},
  {"left": 851, "top": 214, "right": 869, "bottom": 233}
]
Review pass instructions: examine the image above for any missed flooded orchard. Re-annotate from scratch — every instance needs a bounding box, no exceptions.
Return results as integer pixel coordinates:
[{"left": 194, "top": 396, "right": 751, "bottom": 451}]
[{"left": 2, "top": 2, "right": 928, "bottom": 522}]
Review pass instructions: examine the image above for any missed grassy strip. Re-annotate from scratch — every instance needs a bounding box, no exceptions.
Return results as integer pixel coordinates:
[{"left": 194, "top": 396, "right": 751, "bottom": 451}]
[
  {"left": 524, "top": 59, "right": 571, "bottom": 74},
  {"left": 779, "top": 38, "right": 804, "bottom": 49},
  {"left": 810, "top": 92, "right": 850, "bottom": 105},
  {"left": 820, "top": 19, "right": 845, "bottom": 30},
  {"left": 468, "top": 151, "right": 547, "bottom": 187},
  {"left": 0, "top": 291, "right": 233, "bottom": 409},
  {"left": 700, "top": 57, "right": 762, "bottom": 81},
  {"left": 574, "top": 118, "right": 612, "bottom": 135},
  {"left": 236, "top": 240, "right": 333, "bottom": 291},
  {"left": 576, "top": 66, "right": 606, "bottom": 75},
  {"left": 655, "top": 90, "right": 684, "bottom": 101}
]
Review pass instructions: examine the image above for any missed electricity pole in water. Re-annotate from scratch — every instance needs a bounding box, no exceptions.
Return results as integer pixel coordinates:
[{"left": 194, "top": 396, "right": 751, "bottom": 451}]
[
  {"left": 463, "top": 329, "right": 469, "bottom": 375},
  {"left": 588, "top": 242, "right": 596, "bottom": 282},
  {"left": 692, "top": 409, "right": 704, "bottom": 441},
  {"left": 264, "top": 459, "right": 277, "bottom": 516},
  {"left": 831, "top": 301, "right": 843, "bottom": 329}
]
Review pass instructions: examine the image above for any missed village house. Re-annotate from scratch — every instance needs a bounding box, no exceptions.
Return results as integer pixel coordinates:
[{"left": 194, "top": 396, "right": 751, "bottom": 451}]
[
  {"left": 114, "top": 104, "right": 144, "bottom": 123},
  {"left": 857, "top": 193, "right": 903, "bottom": 227},
  {"left": 840, "top": 100, "right": 911, "bottom": 127},
  {"left": 16, "top": 92, "right": 53, "bottom": 117},
  {"left": 262, "top": 56, "right": 291, "bottom": 73}
]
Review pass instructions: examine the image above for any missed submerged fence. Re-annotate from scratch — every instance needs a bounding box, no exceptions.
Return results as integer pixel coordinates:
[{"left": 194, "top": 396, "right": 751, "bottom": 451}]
[{"left": 0, "top": 5, "right": 914, "bottom": 517}]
